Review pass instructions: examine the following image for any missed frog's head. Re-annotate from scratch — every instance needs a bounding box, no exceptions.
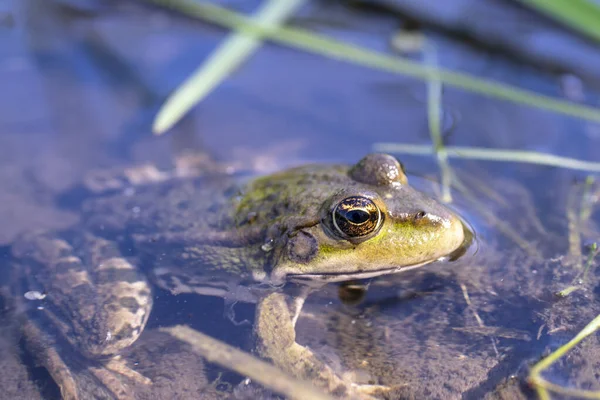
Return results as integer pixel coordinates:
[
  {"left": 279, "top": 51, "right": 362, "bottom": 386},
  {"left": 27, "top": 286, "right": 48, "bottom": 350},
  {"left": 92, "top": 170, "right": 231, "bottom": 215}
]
[{"left": 268, "top": 153, "right": 466, "bottom": 284}]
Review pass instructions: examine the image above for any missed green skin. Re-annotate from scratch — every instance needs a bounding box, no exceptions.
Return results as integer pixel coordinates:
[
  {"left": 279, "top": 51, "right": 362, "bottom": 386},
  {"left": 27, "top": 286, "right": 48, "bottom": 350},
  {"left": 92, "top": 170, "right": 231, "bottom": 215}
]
[{"left": 10, "top": 153, "right": 465, "bottom": 399}]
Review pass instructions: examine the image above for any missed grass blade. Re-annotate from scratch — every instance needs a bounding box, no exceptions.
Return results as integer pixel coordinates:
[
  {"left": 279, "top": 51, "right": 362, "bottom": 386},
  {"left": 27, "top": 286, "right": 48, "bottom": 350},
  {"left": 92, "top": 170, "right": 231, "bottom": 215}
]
[
  {"left": 152, "top": 0, "right": 306, "bottom": 134},
  {"left": 373, "top": 143, "right": 600, "bottom": 173},
  {"left": 518, "top": 0, "right": 600, "bottom": 44},
  {"left": 424, "top": 45, "right": 453, "bottom": 203}
]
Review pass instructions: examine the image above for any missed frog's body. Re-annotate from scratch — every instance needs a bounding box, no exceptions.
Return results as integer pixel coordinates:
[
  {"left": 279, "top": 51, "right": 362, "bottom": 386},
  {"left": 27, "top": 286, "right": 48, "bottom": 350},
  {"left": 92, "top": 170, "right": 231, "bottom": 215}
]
[{"left": 9, "top": 153, "right": 466, "bottom": 399}]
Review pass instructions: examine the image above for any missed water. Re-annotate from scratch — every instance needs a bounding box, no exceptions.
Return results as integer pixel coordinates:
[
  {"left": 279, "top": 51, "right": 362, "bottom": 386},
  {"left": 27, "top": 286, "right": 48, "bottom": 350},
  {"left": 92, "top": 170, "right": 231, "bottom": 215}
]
[{"left": 1, "top": 0, "right": 600, "bottom": 399}]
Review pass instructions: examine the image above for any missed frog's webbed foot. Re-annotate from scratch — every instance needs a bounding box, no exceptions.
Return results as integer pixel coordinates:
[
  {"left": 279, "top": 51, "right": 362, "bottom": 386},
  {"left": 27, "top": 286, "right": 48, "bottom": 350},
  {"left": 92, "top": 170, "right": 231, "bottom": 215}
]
[
  {"left": 353, "top": 383, "right": 395, "bottom": 397},
  {"left": 255, "top": 290, "right": 378, "bottom": 399},
  {"left": 103, "top": 356, "right": 152, "bottom": 385},
  {"left": 22, "top": 318, "right": 151, "bottom": 400},
  {"left": 87, "top": 357, "right": 152, "bottom": 399},
  {"left": 12, "top": 232, "right": 154, "bottom": 399}
]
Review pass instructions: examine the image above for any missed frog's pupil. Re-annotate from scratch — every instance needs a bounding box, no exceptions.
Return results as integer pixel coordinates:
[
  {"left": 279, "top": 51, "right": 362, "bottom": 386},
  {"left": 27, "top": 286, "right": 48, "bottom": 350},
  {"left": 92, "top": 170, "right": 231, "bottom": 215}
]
[
  {"left": 346, "top": 209, "right": 370, "bottom": 224},
  {"left": 331, "top": 196, "right": 383, "bottom": 239}
]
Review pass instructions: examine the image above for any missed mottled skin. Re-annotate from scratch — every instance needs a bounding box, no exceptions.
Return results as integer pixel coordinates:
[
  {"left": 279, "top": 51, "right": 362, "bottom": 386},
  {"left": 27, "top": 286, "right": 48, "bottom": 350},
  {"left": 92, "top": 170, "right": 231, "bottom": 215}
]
[{"left": 9, "top": 153, "right": 466, "bottom": 399}]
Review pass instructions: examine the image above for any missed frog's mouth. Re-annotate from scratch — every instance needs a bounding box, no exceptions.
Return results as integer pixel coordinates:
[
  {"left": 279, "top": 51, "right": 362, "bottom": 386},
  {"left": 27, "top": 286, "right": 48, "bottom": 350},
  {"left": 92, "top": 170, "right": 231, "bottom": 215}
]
[{"left": 287, "top": 262, "right": 429, "bottom": 284}]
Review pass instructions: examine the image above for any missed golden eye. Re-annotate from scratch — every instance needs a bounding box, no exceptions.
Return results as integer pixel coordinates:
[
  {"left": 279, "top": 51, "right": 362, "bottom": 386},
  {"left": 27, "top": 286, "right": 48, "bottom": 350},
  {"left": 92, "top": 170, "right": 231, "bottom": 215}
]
[{"left": 332, "top": 196, "right": 382, "bottom": 239}]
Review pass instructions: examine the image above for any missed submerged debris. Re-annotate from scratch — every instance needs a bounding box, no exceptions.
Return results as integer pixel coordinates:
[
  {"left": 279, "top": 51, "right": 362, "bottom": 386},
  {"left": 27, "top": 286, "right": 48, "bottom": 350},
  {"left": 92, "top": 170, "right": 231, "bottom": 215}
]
[{"left": 23, "top": 291, "right": 46, "bottom": 300}]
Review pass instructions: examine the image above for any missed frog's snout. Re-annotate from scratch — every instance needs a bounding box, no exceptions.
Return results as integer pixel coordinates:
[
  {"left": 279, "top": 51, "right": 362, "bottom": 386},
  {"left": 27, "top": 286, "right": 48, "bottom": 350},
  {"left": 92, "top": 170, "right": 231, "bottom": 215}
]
[{"left": 439, "top": 212, "right": 468, "bottom": 258}]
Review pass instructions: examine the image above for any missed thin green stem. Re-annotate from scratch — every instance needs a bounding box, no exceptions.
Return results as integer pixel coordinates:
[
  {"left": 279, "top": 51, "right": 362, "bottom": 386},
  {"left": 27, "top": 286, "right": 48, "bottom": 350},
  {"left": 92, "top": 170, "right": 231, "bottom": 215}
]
[
  {"left": 373, "top": 143, "right": 600, "bottom": 173},
  {"left": 153, "top": 0, "right": 306, "bottom": 134},
  {"left": 424, "top": 45, "right": 452, "bottom": 203},
  {"left": 582, "top": 242, "right": 598, "bottom": 281},
  {"left": 529, "top": 314, "right": 600, "bottom": 398}
]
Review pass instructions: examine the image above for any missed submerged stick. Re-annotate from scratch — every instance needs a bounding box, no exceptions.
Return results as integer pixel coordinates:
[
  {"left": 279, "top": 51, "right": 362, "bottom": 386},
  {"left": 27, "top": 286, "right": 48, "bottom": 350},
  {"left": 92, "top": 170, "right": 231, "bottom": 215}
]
[{"left": 161, "top": 325, "right": 334, "bottom": 400}]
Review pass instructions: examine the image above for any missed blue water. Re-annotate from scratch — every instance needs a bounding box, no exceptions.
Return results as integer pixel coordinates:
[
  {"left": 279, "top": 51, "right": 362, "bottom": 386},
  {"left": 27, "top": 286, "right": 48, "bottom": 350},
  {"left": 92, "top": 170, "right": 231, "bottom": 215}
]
[{"left": 1, "top": 0, "right": 600, "bottom": 399}]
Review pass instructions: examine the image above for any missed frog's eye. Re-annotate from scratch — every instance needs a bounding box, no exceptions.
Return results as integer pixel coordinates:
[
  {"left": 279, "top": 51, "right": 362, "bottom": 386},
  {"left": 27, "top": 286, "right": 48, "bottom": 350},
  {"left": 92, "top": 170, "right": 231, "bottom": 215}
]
[{"left": 332, "top": 196, "right": 383, "bottom": 239}]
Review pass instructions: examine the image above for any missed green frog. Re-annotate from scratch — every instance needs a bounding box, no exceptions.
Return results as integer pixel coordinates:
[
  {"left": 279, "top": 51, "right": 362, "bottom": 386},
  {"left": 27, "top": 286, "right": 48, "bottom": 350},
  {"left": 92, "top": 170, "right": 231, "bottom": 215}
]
[{"left": 8, "top": 153, "right": 467, "bottom": 399}]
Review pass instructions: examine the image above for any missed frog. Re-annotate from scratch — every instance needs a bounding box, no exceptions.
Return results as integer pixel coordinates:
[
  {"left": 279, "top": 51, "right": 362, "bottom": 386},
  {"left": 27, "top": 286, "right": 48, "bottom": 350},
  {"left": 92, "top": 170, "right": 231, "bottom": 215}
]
[
  {"left": 7, "top": 153, "right": 467, "bottom": 399},
  {"left": 291, "top": 166, "right": 600, "bottom": 399}
]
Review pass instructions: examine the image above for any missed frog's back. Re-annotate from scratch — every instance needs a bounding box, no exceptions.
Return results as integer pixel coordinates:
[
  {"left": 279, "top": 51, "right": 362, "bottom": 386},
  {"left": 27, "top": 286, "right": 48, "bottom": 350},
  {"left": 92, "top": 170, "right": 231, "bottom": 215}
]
[
  {"left": 79, "top": 164, "right": 350, "bottom": 239},
  {"left": 79, "top": 174, "right": 242, "bottom": 238}
]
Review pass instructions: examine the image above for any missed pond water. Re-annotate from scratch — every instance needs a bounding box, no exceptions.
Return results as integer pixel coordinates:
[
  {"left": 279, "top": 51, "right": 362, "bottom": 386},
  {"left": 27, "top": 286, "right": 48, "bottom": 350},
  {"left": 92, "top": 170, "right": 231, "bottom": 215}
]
[{"left": 1, "top": 0, "right": 600, "bottom": 399}]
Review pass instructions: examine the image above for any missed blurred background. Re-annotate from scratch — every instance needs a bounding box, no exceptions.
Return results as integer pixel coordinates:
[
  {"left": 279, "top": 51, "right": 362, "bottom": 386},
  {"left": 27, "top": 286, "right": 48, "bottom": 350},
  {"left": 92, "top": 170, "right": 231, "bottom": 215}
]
[
  {"left": 1, "top": 0, "right": 600, "bottom": 399},
  {"left": 2, "top": 0, "right": 599, "bottom": 244}
]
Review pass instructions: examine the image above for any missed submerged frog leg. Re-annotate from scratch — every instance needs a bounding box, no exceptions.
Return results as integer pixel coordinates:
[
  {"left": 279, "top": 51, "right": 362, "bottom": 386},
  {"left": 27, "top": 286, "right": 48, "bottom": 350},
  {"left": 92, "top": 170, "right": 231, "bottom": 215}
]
[
  {"left": 82, "top": 151, "right": 229, "bottom": 194},
  {"left": 12, "top": 232, "right": 153, "bottom": 399},
  {"left": 87, "top": 363, "right": 137, "bottom": 400},
  {"left": 255, "top": 289, "right": 394, "bottom": 399},
  {"left": 21, "top": 319, "right": 79, "bottom": 400},
  {"left": 255, "top": 289, "right": 363, "bottom": 398}
]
